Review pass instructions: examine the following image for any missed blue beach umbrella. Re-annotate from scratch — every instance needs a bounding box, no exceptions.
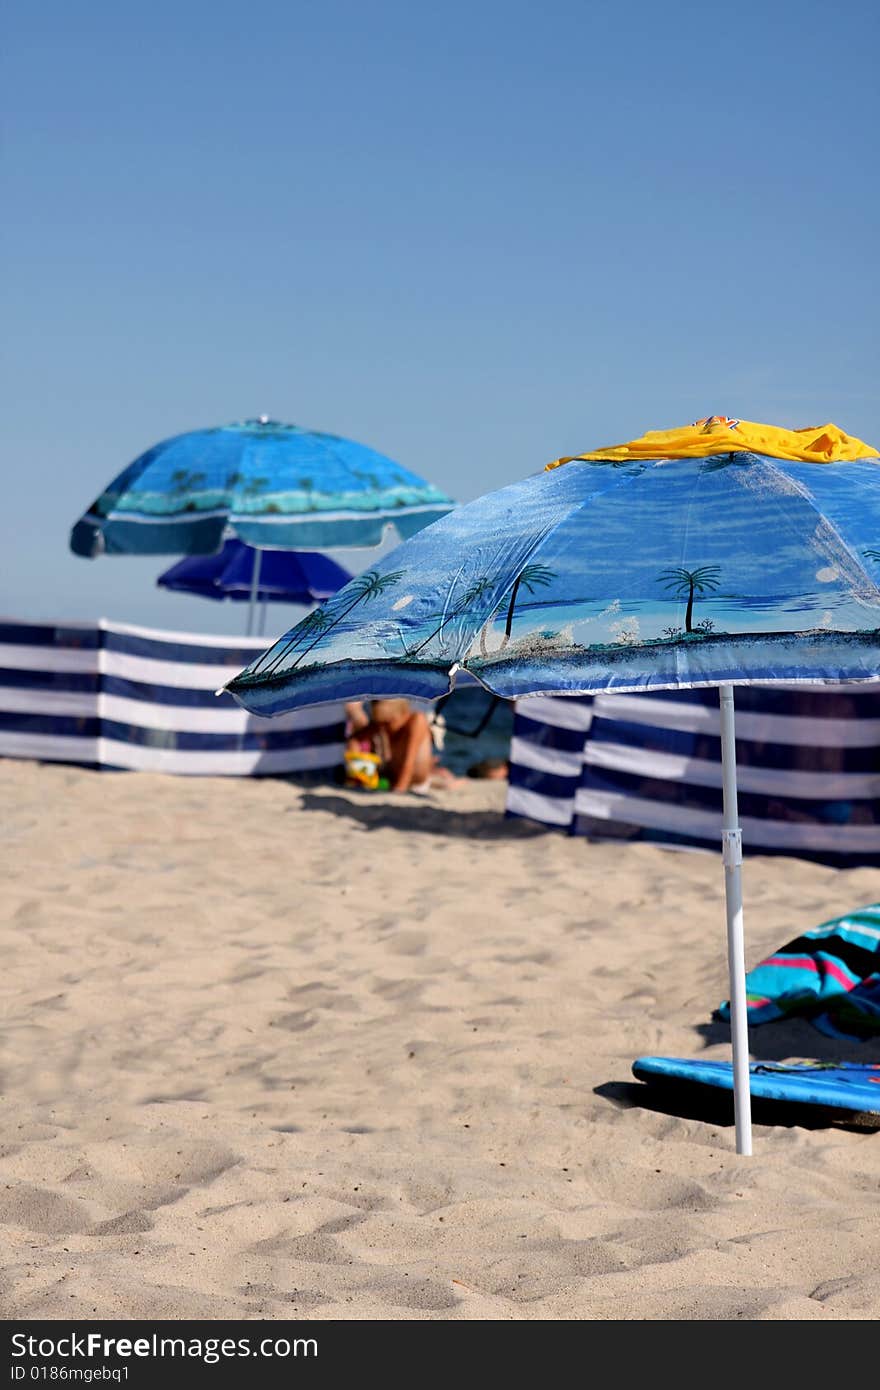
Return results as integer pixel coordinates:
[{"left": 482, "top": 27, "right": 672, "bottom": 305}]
[
  {"left": 157, "top": 539, "right": 352, "bottom": 634},
  {"left": 225, "top": 416, "right": 880, "bottom": 1156},
  {"left": 70, "top": 416, "right": 454, "bottom": 558}
]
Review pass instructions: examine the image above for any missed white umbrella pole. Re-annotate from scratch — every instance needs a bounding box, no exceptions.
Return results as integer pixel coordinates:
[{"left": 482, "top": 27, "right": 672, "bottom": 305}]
[
  {"left": 719, "top": 684, "right": 753, "bottom": 1156},
  {"left": 245, "top": 549, "right": 263, "bottom": 637}
]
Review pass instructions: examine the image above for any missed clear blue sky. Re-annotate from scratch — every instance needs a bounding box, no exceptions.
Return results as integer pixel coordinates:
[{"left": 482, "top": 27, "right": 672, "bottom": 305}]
[{"left": 4, "top": 0, "right": 878, "bottom": 635}]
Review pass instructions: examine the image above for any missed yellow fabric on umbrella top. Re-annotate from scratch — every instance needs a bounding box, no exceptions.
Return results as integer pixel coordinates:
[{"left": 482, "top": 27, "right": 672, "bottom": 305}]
[{"left": 546, "top": 417, "right": 879, "bottom": 470}]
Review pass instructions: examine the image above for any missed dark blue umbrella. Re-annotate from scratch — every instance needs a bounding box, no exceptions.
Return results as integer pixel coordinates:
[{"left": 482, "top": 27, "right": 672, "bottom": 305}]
[
  {"left": 158, "top": 539, "right": 351, "bottom": 602},
  {"left": 157, "top": 539, "right": 352, "bottom": 634},
  {"left": 71, "top": 416, "right": 454, "bottom": 557}
]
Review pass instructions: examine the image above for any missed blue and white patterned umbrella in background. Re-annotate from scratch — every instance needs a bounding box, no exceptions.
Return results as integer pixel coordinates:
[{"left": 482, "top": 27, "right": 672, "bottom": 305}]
[
  {"left": 225, "top": 417, "right": 880, "bottom": 1156},
  {"left": 70, "top": 416, "right": 455, "bottom": 557}
]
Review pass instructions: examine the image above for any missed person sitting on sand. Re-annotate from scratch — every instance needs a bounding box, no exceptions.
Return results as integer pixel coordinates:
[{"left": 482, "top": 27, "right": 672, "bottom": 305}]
[
  {"left": 344, "top": 701, "right": 370, "bottom": 737},
  {"left": 347, "top": 698, "right": 455, "bottom": 793}
]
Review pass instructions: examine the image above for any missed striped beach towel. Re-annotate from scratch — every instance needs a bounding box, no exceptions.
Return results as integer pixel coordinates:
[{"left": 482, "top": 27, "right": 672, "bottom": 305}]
[{"left": 718, "top": 903, "right": 880, "bottom": 1040}]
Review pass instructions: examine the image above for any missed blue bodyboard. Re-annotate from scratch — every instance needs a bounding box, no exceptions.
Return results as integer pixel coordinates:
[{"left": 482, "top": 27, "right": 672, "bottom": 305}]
[{"left": 632, "top": 1057, "right": 880, "bottom": 1128}]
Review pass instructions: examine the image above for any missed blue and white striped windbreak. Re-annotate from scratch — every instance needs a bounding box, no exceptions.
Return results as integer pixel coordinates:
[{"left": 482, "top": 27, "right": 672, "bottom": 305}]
[
  {"left": 507, "top": 688, "right": 880, "bottom": 867},
  {"left": 0, "top": 620, "right": 345, "bottom": 776}
]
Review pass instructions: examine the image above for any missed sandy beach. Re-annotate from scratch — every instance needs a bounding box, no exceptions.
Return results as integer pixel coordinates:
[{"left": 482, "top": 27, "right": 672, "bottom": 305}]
[{"left": 2, "top": 756, "right": 880, "bottom": 1321}]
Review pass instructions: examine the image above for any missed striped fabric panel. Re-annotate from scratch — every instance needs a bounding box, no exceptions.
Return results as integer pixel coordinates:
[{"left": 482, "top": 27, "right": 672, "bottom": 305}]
[
  {"left": 717, "top": 904, "right": 880, "bottom": 1040},
  {"left": 506, "top": 696, "right": 593, "bottom": 827},
  {"left": 591, "top": 688, "right": 880, "bottom": 747},
  {"left": 0, "top": 619, "right": 345, "bottom": 777},
  {"left": 507, "top": 688, "right": 880, "bottom": 866}
]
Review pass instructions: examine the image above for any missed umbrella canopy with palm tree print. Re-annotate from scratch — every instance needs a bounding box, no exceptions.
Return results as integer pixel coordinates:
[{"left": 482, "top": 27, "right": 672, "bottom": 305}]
[
  {"left": 226, "top": 416, "right": 880, "bottom": 1155},
  {"left": 70, "top": 416, "right": 455, "bottom": 557}
]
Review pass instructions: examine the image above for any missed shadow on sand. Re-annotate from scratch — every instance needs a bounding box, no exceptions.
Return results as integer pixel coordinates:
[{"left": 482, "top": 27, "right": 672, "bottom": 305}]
[
  {"left": 692, "top": 1016, "right": 880, "bottom": 1065},
  {"left": 593, "top": 1078, "right": 878, "bottom": 1132},
  {"left": 296, "top": 790, "right": 550, "bottom": 841},
  {"left": 597, "top": 1016, "right": 880, "bottom": 1133}
]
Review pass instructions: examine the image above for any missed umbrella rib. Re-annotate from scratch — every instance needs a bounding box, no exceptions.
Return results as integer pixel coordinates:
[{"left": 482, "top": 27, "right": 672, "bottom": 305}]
[
  {"left": 669, "top": 453, "right": 712, "bottom": 635},
  {"left": 759, "top": 455, "right": 880, "bottom": 601}
]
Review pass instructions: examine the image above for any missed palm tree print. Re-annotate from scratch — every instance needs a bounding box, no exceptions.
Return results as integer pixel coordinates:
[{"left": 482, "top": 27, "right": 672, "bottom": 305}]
[
  {"left": 658, "top": 565, "right": 721, "bottom": 633},
  {"left": 350, "top": 468, "right": 382, "bottom": 491},
  {"left": 405, "top": 576, "right": 495, "bottom": 658},
  {"left": 258, "top": 569, "right": 405, "bottom": 676},
  {"left": 297, "top": 478, "right": 317, "bottom": 512},
  {"left": 169, "top": 469, "right": 208, "bottom": 496},
  {"left": 255, "top": 605, "right": 333, "bottom": 676},
  {"left": 499, "top": 563, "right": 556, "bottom": 650},
  {"left": 242, "top": 477, "right": 270, "bottom": 497}
]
